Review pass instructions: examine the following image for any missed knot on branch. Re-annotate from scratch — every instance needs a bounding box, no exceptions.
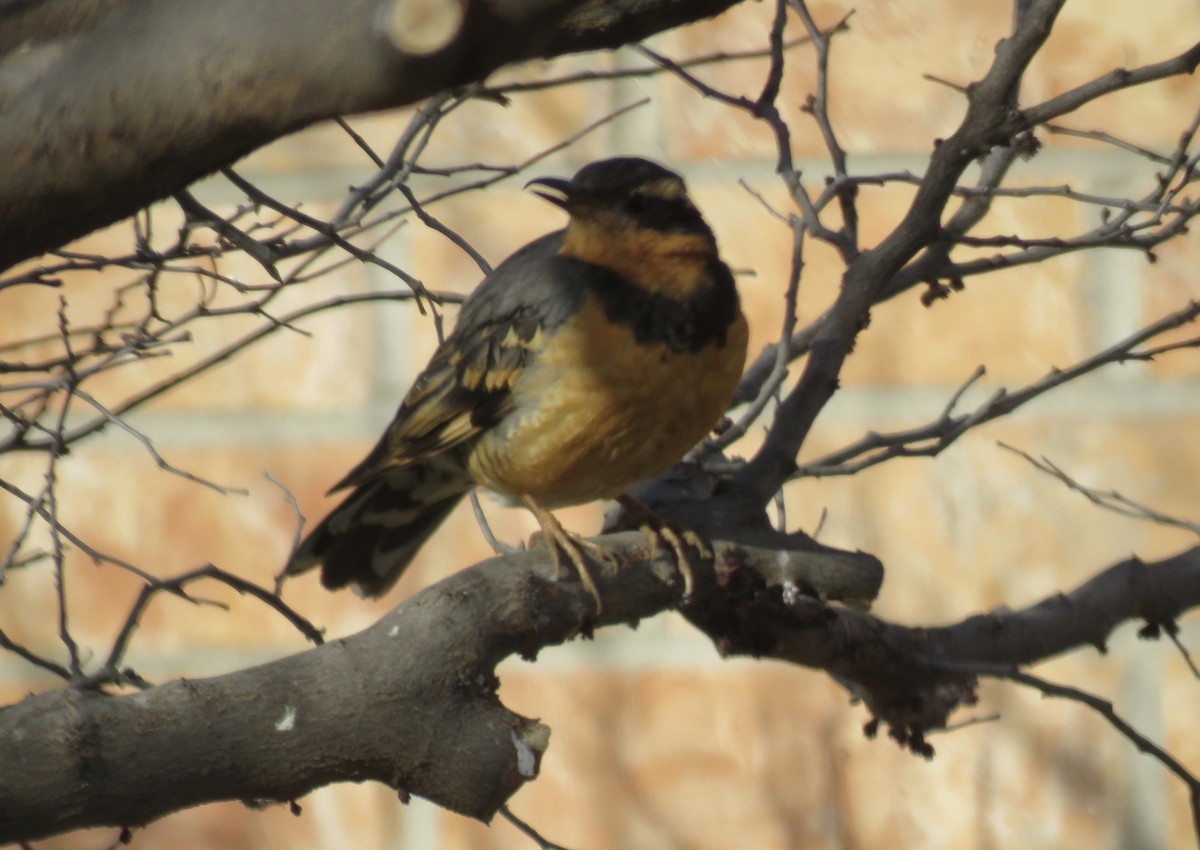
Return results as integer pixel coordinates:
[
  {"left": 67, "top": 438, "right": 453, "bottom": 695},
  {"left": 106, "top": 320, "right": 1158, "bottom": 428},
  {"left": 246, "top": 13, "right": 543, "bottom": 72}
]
[{"left": 862, "top": 677, "right": 980, "bottom": 760}]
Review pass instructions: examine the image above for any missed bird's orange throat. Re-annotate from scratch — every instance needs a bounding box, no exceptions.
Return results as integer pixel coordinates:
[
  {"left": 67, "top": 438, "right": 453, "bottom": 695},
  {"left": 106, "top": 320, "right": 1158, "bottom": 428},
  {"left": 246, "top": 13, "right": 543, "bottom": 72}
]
[{"left": 560, "top": 218, "right": 718, "bottom": 299}]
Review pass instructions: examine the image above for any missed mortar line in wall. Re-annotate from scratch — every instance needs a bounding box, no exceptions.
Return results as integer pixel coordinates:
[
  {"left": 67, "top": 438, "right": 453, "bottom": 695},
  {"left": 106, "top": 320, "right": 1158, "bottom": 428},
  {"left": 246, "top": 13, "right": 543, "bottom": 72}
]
[
  {"left": 397, "top": 797, "right": 443, "bottom": 850},
  {"left": 1081, "top": 245, "right": 1151, "bottom": 386},
  {"left": 86, "top": 376, "right": 1199, "bottom": 452},
  {"left": 1117, "top": 642, "right": 1169, "bottom": 850},
  {"left": 366, "top": 216, "right": 425, "bottom": 408},
  {"left": 0, "top": 627, "right": 745, "bottom": 687},
  {"left": 609, "top": 43, "right": 668, "bottom": 160},
  {"left": 187, "top": 145, "right": 1158, "bottom": 209}
]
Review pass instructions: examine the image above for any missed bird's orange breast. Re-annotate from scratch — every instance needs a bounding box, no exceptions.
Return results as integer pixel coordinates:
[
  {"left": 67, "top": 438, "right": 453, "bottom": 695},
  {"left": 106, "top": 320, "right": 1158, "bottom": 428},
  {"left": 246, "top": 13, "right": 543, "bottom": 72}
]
[{"left": 466, "top": 298, "right": 748, "bottom": 507}]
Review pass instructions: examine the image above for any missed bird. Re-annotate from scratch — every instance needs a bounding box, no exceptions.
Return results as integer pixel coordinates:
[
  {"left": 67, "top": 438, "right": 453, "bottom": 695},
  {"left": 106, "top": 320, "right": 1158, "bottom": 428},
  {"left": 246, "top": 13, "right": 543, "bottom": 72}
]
[{"left": 284, "top": 156, "right": 748, "bottom": 612}]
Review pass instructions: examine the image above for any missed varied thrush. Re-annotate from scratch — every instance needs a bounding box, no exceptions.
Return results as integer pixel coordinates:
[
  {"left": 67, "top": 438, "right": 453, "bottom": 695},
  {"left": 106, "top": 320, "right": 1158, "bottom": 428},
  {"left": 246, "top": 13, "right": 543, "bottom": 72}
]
[{"left": 284, "top": 157, "right": 748, "bottom": 610}]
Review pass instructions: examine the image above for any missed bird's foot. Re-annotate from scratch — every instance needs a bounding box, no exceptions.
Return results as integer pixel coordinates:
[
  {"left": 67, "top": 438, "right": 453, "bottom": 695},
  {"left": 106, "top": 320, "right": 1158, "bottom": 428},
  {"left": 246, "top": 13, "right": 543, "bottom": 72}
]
[
  {"left": 523, "top": 496, "right": 609, "bottom": 616},
  {"left": 615, "top": 494, "right": 710, "bottom": 602}
]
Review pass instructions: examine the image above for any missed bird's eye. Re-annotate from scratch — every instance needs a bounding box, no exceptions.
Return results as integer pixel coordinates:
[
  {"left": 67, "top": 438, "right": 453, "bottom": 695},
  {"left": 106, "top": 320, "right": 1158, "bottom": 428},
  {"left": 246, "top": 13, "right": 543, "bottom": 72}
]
[{"left": 624, "top": 193, "right": 653, "bottom": 214}]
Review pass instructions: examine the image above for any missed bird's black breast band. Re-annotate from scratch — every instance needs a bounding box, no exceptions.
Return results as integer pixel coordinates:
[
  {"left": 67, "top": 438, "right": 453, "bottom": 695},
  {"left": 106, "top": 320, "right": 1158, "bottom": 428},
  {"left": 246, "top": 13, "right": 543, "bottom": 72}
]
[
  {"left": 564, "top": 255, "right": 740, "bottom": 354},
  {"left": 454, "top": 231, "right": 740, "bottom": 356}
]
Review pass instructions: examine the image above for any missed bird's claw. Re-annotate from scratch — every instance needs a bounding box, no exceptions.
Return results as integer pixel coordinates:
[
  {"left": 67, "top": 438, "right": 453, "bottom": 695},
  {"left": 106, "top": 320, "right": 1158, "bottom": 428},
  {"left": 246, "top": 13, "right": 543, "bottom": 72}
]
[
  {"left": 524, "top": 497, "right": 607, "bottom": 616},
  {"left": 638, "top": 523, "right": 710, "bottom": 602},
  {"left": 616, "top": 494, "right": 710, "bottom": 603}
]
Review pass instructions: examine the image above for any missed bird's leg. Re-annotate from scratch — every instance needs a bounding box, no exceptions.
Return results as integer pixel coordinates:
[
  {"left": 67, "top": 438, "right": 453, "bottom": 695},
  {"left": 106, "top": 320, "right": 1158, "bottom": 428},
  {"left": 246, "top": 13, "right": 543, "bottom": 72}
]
[
  {"left": 615, "top": 494, "right": 710, "bottom": 600},
  {"left": 522, "top": 495, "right": 609, "bottom": 615}
]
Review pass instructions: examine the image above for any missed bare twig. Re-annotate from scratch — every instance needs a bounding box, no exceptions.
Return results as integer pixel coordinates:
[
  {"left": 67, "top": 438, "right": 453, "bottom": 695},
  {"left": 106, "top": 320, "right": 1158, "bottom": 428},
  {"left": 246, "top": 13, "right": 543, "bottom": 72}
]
[
  {"left": 72, "top": 386, "right": 249, "bottom": 496},
  {"left": 790, "top": 0, "right": 858, "bottom": 249},
  {"left": 1021, "top": 41, "right": 1200, "bottom": 129},
  {"left": 478, "top": 38, "right": 817, "bottom": 98},
  {"left": 0, "top": 473, "right": 50, "bottom": 583},
  {"left": 222, "top": 167, "right": 433, "bottom": 308},
  {"left": 334, "top": 117, "right": 386, "bottom": 169},
  {"left": 398, "top": 182, "right": 493, "bottom": 276},
  {"left": 974, "top": 664, "right": 1200, "bottom": 846},
  {"left": 2, "top": 289, "right": 448, "bottom": 456},
  {"left": 174, "top": 189, "right": 282, "bottom": 281},
  {"left": 266, "top": 471, "right": 307, "bottom": 595},
  {"left": 499, "top": 806, "right": 575, "bottom": 850},
  {"left": 799, "top": 301, "right": 1200, "bottom": 476},
  {"left": 706, "top": 221, "right": 804, "bottom": 454},
  {"left": 1045, "top": 123, "right": 1175, "bottom": 164},
  {"left": 0, "top": 478, "right": 159, "bottom": 584},
  {"left": 82, "top": 564, "right": 326, "bottom": 691},
  {"left": 1000, "top": 443, "right": 1200, "bottom": 536},
  {"left": 49, "top": 300, "right": 82, "bottom": 679},
  {"left": 1165, "top": 625, "right": 1200, "bottom": 680},
  {"left": 0, "top": 626, "right": 72, "bottom": 680}
]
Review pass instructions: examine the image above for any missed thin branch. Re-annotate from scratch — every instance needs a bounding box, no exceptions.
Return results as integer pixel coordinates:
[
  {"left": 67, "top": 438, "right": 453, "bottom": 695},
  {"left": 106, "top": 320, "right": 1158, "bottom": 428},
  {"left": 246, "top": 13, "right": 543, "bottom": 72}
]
[
  {"left": 1045, "top": 123, "right": 1175, "bottom": 164},
  {"left": 334, "top": 117, "right": 386, "bottom": 169},
  {"left": 706, "top": 220, "right": 804, "bottom": 454},
  {"left": 799, "top": 301, "right": 1200, "bottom": 476},
  {"left": 332, "top": 94, "right": 650, "bottom": 239},
  {"left": 1021, "top": 41, "right": 1200, "bottom": 129},
  {"left": 633, "top": 45, "right": 752, "bottom": 110},
  {"left": 49, "top": 299, "right": 82, "bottom": 679},
  {"left": 975, "top": 664, "right": 1200, "bottom": 846},
  {"left": 790, "top": 0, "right": 858, "bottom": 249},
  {"left": 921, "top": 73, "right": 969, "bottom": 94},
  {"left": 478, "top": 37, "right": 817, "bottom": 97},
  {"left": 266, "top": 471, "right": 306, "bottom": 595},
  {"left": 83, "top": 564, "right": 326, "bottom": 691},
  {"left": 221, "top": 168, "right": 433, "bottom": 308},
  {"left": 397, "top": 182, "right": 492, "bottom": 276},
  {"left": 0, "top": 471, "right": 50, "bottom": 583},
  {"left": 999, "top": 443, "right": 1200, "bottom": 536},
  {"left": 2, "top": 289, "right": 447, "bottom": 455},
  {"left": 332, "top": 90, "right": 465, "bottom": 227},
  {"left": 0, "top": 478, "right": 159, "bottom": 584},
  {"left": 499, "top": 806, "right": 574, "bottom": 850},
  {"left": 933, "top": 712, "right": 1001, "bottom": 734},
  {"left": 70, "top": 386, "right": 249, "bottom": 496},
  {"left": 1165, "top": 625, "right": 1200, "bottom": 680},
  {"left": 174, "top": 189, "right": 282, "bottom": 282},
  {"left": 0, "top": 626, "right": 72, "bottom": 680}
]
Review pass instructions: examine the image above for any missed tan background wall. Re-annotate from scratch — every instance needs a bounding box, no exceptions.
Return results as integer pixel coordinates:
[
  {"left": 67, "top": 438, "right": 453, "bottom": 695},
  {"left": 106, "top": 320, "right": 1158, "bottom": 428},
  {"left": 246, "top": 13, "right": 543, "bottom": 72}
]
[{"left": 3, "top": 1, "right": 1200, "bottom": 848}]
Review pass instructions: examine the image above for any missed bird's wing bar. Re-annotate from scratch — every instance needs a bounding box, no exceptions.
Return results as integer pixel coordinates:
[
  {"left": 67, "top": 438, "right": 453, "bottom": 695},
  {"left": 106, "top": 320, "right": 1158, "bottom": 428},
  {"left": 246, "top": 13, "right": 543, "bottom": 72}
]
[
  {"left": 328, "top": 232, "right": 587, "bottom": 494},
  {"left": 327, "top": 309, "right": 542, "bottom": 493}
]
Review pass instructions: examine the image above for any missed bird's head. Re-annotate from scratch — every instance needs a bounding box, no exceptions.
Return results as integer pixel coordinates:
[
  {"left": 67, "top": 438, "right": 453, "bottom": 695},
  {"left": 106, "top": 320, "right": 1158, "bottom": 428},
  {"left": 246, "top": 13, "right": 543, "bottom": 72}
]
[
  {"left": 526, "top": 158, "right": 717, "bottom": 278},
  {"left": 526, "top": 157, "right": 712, "bottom": 240}
]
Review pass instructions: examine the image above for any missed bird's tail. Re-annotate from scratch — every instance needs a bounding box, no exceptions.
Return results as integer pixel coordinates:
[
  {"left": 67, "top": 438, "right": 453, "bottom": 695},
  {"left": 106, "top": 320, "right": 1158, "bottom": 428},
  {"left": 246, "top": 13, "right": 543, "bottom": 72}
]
[{"left": 284, "top": 462, "right": 472, "bottom": 597}]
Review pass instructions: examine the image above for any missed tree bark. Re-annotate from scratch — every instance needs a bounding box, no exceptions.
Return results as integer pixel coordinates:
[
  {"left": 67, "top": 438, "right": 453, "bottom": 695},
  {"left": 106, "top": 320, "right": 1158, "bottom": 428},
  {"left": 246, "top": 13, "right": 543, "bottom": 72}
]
[
  {"left": 0, "top": 0, "right": 742, "bottom": 272},
  {"left": 2, "top": 525, "right": 1196, "bottom": 844},
  {"left": 0, "top": 531, "right": 882, "bottom": 843}
]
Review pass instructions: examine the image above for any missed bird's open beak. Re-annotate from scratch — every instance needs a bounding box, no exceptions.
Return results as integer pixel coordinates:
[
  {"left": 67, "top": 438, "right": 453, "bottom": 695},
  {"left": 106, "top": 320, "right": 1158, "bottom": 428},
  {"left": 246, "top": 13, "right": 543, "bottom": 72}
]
[{"left": 524, "top": 176, "right": 574, "bottom": 210}]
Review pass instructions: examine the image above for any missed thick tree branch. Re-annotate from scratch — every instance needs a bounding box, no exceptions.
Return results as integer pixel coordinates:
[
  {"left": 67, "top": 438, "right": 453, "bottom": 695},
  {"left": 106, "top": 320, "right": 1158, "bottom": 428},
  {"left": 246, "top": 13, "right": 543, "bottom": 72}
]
[
  {"left": 733, "top": 0, "right": 1068, "bottom": 503},
  {"left": 3, "top": 518, "right": 1196, "bottom": 844},
  {"left": 0, "top": 532, "right": 881, "bottom": 843},
  {"left": 0, "top": 0, "right": 742, "bottom": 272},
  {"left": 688, "top": 545, "right": 1200, "bottom": 755},
  {"left": 4, "top": 2, "right": 1199, "bottom": 844}
]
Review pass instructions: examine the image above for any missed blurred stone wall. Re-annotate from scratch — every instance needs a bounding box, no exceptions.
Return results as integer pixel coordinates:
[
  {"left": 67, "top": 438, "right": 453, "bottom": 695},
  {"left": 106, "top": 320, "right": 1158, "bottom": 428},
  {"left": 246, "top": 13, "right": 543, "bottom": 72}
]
[{"left": 2, "top": 1, "right": 1199, "bottom": 848}]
